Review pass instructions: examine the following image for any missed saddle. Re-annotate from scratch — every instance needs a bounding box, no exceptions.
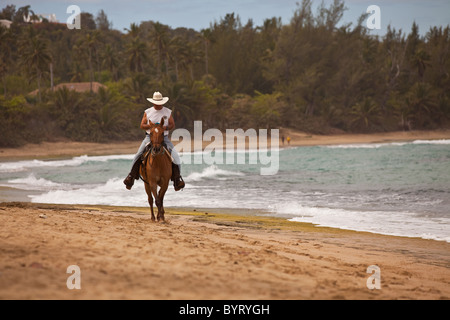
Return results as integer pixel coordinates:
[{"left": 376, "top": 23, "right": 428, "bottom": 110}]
[{"left": 141, "top": 142, "right": 170, "bottom": 165}]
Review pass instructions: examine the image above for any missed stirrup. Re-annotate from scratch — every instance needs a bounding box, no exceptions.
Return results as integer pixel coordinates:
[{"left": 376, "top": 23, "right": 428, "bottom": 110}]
[
  {"left": 123, "top": 174, "right": 134, "bottom": 190},
  {"left": 174, "top": 177, "right": 185, "bottom": 191}
]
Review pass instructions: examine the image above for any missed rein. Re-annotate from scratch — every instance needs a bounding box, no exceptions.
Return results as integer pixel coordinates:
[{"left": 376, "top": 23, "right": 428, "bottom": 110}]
[{"left": 151, "top": 145, "right": 165, "bottom": 157}]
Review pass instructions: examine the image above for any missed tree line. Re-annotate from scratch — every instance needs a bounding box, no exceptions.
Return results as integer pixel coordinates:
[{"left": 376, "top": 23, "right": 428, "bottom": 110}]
[{"left": 0, "top": 0, "right": 449, "bottom": 147}]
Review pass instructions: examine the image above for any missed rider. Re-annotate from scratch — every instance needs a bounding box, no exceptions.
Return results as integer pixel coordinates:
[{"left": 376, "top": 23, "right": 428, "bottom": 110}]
[{"left": 123, "top": 91, "right": 185, "bottom": 191}]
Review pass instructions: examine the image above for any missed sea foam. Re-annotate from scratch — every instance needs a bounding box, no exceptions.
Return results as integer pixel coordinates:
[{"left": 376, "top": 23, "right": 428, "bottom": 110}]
[
  {"left": 0, "top": 154, "right": 134, "bottom": 173},
  {"left": 324, "top": 139, "right": 450, "bottom": 149},
  {"left": 186, "top": 165, "right": 244, "bottom": 182},
  {"left": 4, "top": 174, "right": 69, "bottom": 191},
  {"left": 268, "top": 201, "right": 450, "bottom": 242}
]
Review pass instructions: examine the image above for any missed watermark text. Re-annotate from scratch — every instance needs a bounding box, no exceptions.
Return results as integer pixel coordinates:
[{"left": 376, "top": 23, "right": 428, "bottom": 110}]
[{"left": 66, "top": 5, "right": 81, "bottom": 29}]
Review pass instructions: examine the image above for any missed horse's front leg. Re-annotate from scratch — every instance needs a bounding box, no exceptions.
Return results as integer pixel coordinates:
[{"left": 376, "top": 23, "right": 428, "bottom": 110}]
[
  {"left": 145, "top": 183, "right": 156, "bottom": 221},
  {"left": 156, "top": 181, "right": 169, "bottom": 222},
  {"left": 155, "top": 193, "right": 163, "bottom": 222},
  {"left": 150, "top": 183, "right": 162, "bottom": 221}
]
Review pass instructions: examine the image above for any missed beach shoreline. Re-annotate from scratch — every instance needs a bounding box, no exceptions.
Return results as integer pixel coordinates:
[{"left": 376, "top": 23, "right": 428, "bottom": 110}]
[
  {"left": 1, "top": 129, "right": 450, "bottom": 161},
  {"left": 1, "top": 130, "right": 449, "bottom": 300},
  {"left": 0, "top": 202, "right": 449, "bottom": 300}
]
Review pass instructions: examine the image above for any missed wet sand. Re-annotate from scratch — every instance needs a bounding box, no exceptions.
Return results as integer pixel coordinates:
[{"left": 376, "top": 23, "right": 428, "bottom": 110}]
[{"left": 0, "top": 202, "right": 448, "bottom": 300}]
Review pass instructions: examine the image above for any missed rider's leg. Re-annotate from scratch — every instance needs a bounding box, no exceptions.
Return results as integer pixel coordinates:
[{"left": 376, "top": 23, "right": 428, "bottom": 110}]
[
  {"left": 164, "top": 135, "right": 185, "bottom": 191},
  {"left": 124, "top": 134, "right": 150, "bottom": 190}
]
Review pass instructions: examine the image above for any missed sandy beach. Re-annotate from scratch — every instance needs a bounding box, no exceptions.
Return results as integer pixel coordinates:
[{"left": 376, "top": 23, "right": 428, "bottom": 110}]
[
  {"left": 0, "top": 202, "right": 448, "bottom": 300},
  {"left": 1, "top": 129, "right": 450, "bottom": 160},
  {"left": 0, "top": 130, "right": 449, "bottom": 300}
]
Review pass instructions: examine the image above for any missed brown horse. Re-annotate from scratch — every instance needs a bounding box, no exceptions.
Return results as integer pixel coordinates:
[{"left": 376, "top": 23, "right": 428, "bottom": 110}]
[{"left": 140, "top": 117, "right": 172, "bottom": 222}]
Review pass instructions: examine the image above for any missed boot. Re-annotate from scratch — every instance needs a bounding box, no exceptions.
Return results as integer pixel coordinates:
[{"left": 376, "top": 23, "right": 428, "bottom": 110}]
[
  {"left": 123, "top": 160, "right": 141, "bottom": 190},
  {"left": 171, "top": 163, "right": 185, "bottom": 191}
]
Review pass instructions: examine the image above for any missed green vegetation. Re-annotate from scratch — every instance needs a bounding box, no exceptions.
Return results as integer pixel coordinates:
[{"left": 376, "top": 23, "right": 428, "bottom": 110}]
[{"left": 1, "top": 1, "right": 449, "bottom": 147}]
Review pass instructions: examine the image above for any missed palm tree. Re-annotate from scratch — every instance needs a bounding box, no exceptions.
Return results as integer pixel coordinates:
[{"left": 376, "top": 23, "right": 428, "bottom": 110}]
[
  {"left": 150, "top": 22, "right": 169, "bottom": 79},
  {"left": 70, "top": 43, "right": 87, "bottom": 80},
  {"left": 405, "top": 82, "right": 437, "bottom": 128},
  {"left": 126, "top": 38, "right": 147, "bottom": 73},
  {"left": 349, "top": 98, "right": 381, "bottom": 131},
  {"left": 53, "top": 86, "right": 82, "bottom": 130},
  {"left": 83, "top": 31, "right": 100, "bottom": 92},
  {"left": 200, "top": 28, "right": 212, "bottom": 75},
  {"left": 14, "top": 5, "right": 34, "bottom": 24},
  {"left": 412, "top": 49, "right": 431, "bottom": 82},
  {"left": 102, "top": 44, "right": 119, "bottom": 80},
  {"left": 169, "top": 37, "right": 203, "bottom": 83},
  {"left": 69, "top": 62, "right": 84, "bottom": 82},
  {"left": 168, "top": 36, "right": 184, "bottom": 81},
  {"left": 97, "top": 86, "right": 122, "bottom": 135},
  {"left": 0, "top": 26, "right": 12, "bottom": 97},
  {"left": 162, "top": 82, "right": 194, "bottom": 128},
  {"left": 125, "top": 23, "right": 141, "bottom": 38},
  {"left": 184, "top": 41, "right": 203, "bottom": 82},
  {"left": 125, "top": 72, "right": 149, "bottom": 103},
  {"left": 20, "top": 35, "right": 51, "bottom": 102}
]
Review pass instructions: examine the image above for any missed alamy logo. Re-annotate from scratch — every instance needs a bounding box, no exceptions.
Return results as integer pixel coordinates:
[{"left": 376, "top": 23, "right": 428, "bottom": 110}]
[
  {"left": 66, "top": 265, "right": 81, "bottom": 289},
  {"left": 172, "top": 121, "right": 280, "bottom": 176},
  {"left": 66, "top": 5, "right": 81, "bottom": 29},
  {"left": 366, "top": 5, "right": 381, "bottom": 30},
  {"left": 366, "top": 265, "right": 381, "bottom": 290}
]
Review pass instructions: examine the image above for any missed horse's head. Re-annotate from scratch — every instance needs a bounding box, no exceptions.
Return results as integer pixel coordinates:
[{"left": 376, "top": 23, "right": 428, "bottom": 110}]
[{"left": 150, "top": 117, "right": 165, "bottom": 152}]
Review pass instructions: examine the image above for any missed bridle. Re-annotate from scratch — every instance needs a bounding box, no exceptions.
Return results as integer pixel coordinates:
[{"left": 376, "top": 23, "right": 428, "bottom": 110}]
[
  {"left": 149, "top": 126, "right": 165, "bottom": 159},
  {"left": 151, "top": 145, "right": 165, "bottom": 157}
]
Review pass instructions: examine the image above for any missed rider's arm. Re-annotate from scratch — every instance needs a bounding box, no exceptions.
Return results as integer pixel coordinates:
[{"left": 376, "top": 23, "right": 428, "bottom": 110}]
[
  {"left": 165, "top": 115, "right": 175, "bottom": 131},
  {"left": 140, "top": 113, "right": 153, "bottom": 131}
]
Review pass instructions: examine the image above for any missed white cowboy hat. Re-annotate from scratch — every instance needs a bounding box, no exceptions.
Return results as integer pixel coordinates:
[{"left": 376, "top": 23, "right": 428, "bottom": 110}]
[{"left": 147, "top": 91, "right": 169, "bottom": 105}]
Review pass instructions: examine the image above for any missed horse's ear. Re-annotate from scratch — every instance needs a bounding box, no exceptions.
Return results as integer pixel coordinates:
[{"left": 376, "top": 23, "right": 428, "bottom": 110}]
[{"left": 160, "top": 117, "right": 165, "bottom": 127}]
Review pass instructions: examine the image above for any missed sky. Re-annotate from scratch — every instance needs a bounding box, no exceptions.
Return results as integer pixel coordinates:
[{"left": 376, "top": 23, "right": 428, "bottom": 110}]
[{"left": 2, "top": 0, "right": 450, "bottom": 36}]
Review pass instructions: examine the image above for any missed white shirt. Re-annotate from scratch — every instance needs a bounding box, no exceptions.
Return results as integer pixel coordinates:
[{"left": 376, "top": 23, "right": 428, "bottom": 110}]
[{"left": 145, "top": 106, "right": 172, "bottom": 136}]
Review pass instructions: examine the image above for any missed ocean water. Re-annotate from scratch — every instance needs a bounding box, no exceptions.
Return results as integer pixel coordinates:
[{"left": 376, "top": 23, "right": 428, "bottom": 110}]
[{"left": 1, "top": 139, "right": 449, "bottom": 242}]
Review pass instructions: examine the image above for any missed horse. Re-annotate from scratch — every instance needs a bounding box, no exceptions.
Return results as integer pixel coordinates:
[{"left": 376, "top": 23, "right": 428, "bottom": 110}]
[{"left": 140, "top": 117, "right": 172, "bottom": 222}]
